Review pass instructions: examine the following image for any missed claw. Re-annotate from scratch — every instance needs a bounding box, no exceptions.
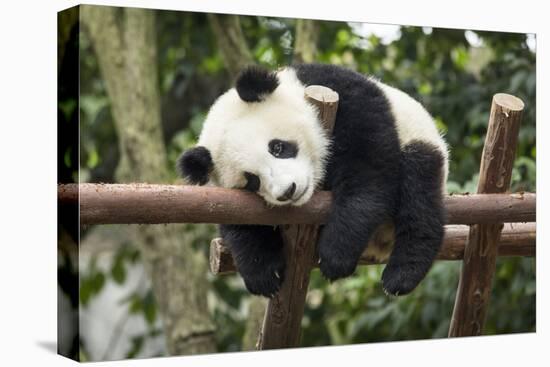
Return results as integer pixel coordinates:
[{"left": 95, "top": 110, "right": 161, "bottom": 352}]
[
  {"left": 382, "top": 287, "right": 397, "bottom": 297},
  {"left": 274, "top": 271, "right": 280, "bottom": 279}
]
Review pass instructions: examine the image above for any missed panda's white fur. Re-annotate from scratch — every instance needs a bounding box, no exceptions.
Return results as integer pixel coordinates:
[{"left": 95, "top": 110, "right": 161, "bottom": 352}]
[
  {"left": 374, "top": 80, "right": 449, "bottom": 190},
  {"left": 198, "top": 68, "right": 330, "bottom": 206}
]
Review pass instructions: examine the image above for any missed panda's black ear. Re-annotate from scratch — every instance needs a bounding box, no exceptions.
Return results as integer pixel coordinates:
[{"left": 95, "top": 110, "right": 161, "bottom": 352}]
[
  {"left": 235, "top": 65, "right": 279, "bottom": 102},
  {"left": 176, "top": 146, "right": 213, "bottom": 185}
]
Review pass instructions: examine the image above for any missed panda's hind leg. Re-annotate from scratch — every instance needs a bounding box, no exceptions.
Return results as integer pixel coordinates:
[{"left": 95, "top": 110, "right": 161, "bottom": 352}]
[{"left": 381, "top": 141, "right": 446, "bottom": 296}]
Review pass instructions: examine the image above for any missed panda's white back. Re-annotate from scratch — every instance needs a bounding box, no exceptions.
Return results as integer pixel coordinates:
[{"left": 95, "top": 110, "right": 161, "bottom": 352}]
[{"left": 374, "top": 80, "right": 449, "bottom": 190}]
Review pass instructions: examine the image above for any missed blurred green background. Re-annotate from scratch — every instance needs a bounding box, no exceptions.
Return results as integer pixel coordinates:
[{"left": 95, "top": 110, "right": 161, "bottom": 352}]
[{"left": 58, "top": 6, "right": 535, "bottom": 361}]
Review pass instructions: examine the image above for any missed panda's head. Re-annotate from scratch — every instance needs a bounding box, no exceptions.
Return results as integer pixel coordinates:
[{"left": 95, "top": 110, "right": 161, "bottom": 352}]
[{"left": 177, "top": 66, "right": 329, "bottom": 207}]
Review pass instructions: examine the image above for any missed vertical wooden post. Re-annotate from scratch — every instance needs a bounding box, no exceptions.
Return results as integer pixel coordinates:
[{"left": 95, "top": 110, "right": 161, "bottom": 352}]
[
  {"left": 257, "top": 85, "right": 339, "bottom": 349},
  {"left": 448, "top": 93, "right": 524, "bottom": 337}
]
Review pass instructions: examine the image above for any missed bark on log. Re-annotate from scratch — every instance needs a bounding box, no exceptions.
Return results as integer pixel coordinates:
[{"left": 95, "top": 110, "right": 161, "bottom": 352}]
[
  {"left": 257, "top": 225, "right": 321, "bottom": 349},
  {"left": 58, "top": 184, "right": 535, "bottom": 226},
  {"left": 80, "top": 5, "right": 216, "bottom": 355},
  {"left": 449, "top": 93, "right": 525, "bottom": 337},
  {"left": 209, "top": 223, "right": 536, "bottom": 274}
]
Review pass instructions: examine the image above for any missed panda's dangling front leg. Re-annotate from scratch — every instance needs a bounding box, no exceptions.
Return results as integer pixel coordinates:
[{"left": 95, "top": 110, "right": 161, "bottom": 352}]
[
  {"left": 219, "top": 224, "right": 285, "bottom": 298},
  {"left": 317, "top": 173, "right": 398, "bottom": 282},
  {"left": 381, "top": 141, "right": 446, "bottom": 296}
]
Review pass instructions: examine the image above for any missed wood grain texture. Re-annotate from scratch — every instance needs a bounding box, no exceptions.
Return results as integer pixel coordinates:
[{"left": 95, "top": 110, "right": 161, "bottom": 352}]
[
  {"left": 208, "top": 223, "right": 536, "bottom": 274},
  {"left": 58, "top": 184, "right": 535, "bottom": 226},
  {"left": 449, "top": 93, "right": 525, "bottom": 337},
  {"left": 257, "top": 224, "right": 321, "bottom": 348}
]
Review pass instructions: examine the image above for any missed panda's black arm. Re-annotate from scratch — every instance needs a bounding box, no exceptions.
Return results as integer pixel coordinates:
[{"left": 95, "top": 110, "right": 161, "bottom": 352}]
[
  {"left": 317, "top": 169, "right": 399, "bottom": 281},
  {"left": 381, "top": 141, "right": 446, "bottom": 296},
  {"left": 219, "top": 224, "right": 286, "bottom": 297}
]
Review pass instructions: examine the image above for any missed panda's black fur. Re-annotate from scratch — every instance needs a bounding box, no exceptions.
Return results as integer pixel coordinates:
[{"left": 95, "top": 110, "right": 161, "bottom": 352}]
[
  {"left": 177, "top": 146, "right": 213, "bottom": 186},
  {"left": 235, "top": 65, "right": 280, "bottom": 102},
  {"left": 179, "top": 63, "right": 446, "bottom": 297}
]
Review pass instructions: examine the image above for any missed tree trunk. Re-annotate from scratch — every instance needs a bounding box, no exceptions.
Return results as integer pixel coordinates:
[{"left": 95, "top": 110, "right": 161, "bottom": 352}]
[
  {"left": 293, "top": 19, "right": 319, "bottom": 63},
  {"left": 207, "top": 14, "right": 253, "bottom": 78},
  {"left": 80, "top": 5, "right": 216, "bottom": 355}
]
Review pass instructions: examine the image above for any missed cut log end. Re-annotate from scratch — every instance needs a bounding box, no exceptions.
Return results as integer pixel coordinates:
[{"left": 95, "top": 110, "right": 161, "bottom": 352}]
[
  {"left": 304, "top": 85, "right": 339, "bottom": 103},
  {"left": 493, "top": 93, "right": 525, "bottom": 112},
  {"left": 209, "top": 238, "right": 234, "bottom": 275}
]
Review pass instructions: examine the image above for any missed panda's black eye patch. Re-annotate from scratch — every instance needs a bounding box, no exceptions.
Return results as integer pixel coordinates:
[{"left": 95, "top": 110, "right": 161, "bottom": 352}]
[
  {"left": 268, "top": 139, "right": 298, "bottom": 159},
  {"left": 243, "top": 172, "right": 261, "bottom": 192}
]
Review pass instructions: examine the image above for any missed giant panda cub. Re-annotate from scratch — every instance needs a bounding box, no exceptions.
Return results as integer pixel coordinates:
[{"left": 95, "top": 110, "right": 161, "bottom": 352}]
[{"left": 178, "top": 63, "right": 448, "bottom": 297}]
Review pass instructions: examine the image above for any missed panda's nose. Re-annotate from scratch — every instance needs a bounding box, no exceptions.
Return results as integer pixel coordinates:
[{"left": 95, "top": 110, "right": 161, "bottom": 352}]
[{"left": 277, "top": 182, "right": 296, "bottom": 202}]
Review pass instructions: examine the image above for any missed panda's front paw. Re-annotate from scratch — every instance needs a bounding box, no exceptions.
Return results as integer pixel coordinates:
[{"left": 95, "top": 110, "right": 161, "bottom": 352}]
[
  {"left": 318, "top": 241, "right": 359, "bottom": 281},
  {"left": 239, "top": 254, "right": 285, "bottom": 298},
  {"left": 318, "top": 254, "right": 358, "bottom": 281},
  {"left": 381, "top": 262, "right": 425, "bottom": 296}
]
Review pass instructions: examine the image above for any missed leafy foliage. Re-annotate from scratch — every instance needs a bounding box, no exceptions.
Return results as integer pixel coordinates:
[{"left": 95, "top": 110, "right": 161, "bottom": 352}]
[{"left": 70, "top": 9, "right": 535, "bottom": 358}]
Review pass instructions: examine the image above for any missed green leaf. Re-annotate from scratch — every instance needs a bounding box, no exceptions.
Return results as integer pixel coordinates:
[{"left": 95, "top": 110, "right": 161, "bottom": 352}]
[
  {"left": 92, "top": 272, "right": 105, "bottom": 293},
  {"left": 86, "top": 148, "right": 100, "bottom": 169},
  {"left": 110, "top": 257, "right": 126, "bottom": 284},
  {"left": 59, "top": 99, "right": 77, "bottom": 121},
  {"left": 143, "top": 291, "right": 157, "bottom": 326},
  {"left": 418, "top": 81, "right": 432, "bottom": 95},
  {"left": 126, "top": 336, "right": 144, "bottom": 359},
  {"left": 80, "top": 269, "right": 106, "bottom": 306},
  {"left": 451, "top": 45, "right": 469, "bottom": 69},
  {"left": 64, "top": 148, "right": 72, "bottom": 168},
  {"left": 129, "top": 294, "right": 143, "bottom": 314}
]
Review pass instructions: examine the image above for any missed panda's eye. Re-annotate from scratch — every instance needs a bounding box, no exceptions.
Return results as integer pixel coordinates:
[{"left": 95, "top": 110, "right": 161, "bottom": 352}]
[
  {"left": 243, "top": 172, "right": 260, "bottom": 192},
  {"left": 268, "top": 139, "right": 298, "bottom": 159}
]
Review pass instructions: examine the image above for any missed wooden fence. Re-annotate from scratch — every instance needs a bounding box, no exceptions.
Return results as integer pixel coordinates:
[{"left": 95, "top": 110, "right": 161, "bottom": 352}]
[{"left": 58, "top": 87, "right": 534, "bottom": 349}]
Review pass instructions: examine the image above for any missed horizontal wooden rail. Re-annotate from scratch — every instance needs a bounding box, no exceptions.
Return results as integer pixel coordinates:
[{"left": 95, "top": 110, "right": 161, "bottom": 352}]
[
  {"left": 58, "top": 184, "right": 536, "bottom": 225},
  {"left": 209, "top": 223, "right": 536, "bottom": 274}
]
